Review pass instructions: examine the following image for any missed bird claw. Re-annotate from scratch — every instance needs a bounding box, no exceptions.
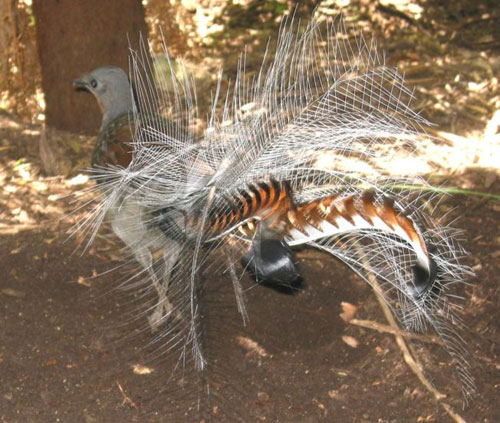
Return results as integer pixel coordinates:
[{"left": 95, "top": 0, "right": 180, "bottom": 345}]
[
  {"left": 148, "top": 293, "right": 185, "bottom": 333},
  {"left": 148, "top": 297, "right": 173, "bottom": 332}
]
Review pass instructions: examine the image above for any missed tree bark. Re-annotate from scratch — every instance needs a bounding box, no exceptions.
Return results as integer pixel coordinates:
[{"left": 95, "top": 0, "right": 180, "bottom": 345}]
[{"left": 33, "top": 0, "right": 149, "bottom": 134}]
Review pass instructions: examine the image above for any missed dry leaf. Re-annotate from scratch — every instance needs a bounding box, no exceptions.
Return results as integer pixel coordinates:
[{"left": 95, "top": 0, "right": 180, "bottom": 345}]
[
  {"left": 342, "top": 335, "right": 359, "bottom": 348},
  {"left": 1, "top": 288, "right": 26, "bottom": 298},
  {"left": 132, "top": 364, "right": 154, "bottom": 375},
  {"left": 236, "top": 336, "right": 269, "bottom": 357},
  {"left": 339, "top": 301, "right": 358, "bottom": 322},
  {"left": 77, "top": 276, "right": 91, "bottom": 287}
]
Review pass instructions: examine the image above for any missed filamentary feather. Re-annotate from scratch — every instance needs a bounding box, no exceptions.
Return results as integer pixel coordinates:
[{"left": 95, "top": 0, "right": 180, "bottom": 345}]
[{"left": 79, "top": 15, "right": 474, "bottom": 401}]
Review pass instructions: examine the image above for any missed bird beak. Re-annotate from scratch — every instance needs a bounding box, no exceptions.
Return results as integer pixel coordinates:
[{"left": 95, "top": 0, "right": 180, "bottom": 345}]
[{"left": 72, "top": 79, "right": 88, "bottom": 91}]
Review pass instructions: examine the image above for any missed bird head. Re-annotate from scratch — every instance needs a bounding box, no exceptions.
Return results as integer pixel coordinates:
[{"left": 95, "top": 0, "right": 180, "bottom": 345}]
[{"left": 73, "top": 66, "right": 134, "bottom": 130}]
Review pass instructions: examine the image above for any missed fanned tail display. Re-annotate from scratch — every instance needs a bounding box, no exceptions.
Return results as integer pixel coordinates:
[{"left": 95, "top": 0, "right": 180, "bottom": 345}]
[{"left": 80, "top": 14, "right": 475, "bottom": 410}]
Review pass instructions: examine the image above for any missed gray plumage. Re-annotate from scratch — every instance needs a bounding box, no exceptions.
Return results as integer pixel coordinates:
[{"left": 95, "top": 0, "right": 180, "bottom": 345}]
[{"left": 74, "top": 66, "right": 178, "bottom": 331}]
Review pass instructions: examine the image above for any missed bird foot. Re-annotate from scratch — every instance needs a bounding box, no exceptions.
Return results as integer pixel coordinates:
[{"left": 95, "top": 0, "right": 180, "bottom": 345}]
[
  {"left": 148, "top": 296, "right": 185, "bottom": 333},
  {"left": 148, "top": 298, "right": 174, "bottom": 333}
]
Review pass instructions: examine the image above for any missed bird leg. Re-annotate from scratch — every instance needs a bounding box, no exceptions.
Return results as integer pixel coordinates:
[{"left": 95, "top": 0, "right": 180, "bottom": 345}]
[
  {"left": 109, "top": 200, "right": 180, "bottom": 332},
  {"left": 146, "top": 239, "right": 183, "bottom": 332}
]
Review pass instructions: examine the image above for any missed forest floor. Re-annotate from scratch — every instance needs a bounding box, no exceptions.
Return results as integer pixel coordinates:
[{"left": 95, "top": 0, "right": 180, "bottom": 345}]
[{"left": 1, "top": 1, "right": 499, "bottom": 422}]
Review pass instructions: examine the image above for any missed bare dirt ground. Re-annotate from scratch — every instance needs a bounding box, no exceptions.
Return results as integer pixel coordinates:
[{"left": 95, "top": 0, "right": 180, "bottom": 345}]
[{"left": 1, "top": 1, "right": 499, "bottom": 422}]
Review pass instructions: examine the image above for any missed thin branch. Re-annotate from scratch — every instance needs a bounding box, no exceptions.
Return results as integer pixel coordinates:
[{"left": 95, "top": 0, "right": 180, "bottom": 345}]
[
  {"left": 349, "top": 318, "right": 444, "bottom": 345},
  {"left": 116, "top": 381, "right": 139, "bottom": 412}
]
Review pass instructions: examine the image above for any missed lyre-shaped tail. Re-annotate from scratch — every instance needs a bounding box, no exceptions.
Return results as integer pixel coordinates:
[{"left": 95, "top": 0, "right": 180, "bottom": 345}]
[
  {"left": 84, "top": 13, "right": 475, "bottom": 408},
  {"left": 198, "top": 182, "right": 436, "bottom": 303}
]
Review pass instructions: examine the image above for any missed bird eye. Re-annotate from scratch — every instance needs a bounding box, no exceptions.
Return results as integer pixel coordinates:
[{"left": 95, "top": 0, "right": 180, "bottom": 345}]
[{"left": 90, "top": 79, "right": 98, "bottom": 88}]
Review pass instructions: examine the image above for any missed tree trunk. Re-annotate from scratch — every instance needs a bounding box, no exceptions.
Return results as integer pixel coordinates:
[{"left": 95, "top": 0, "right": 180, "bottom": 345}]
[{"left": 33, "top": 0, "right": 149, "bottom": 134}]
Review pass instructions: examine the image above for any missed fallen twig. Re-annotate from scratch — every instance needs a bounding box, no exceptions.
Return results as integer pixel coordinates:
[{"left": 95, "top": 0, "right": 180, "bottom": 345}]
[
  {"left": 348, "top": 318, "right": 444, "bottom": 345},
  {"left": 0, "top": 223, "right": 45, "bottom": 234},
  {"left": 116, "top": 381, "right": 139, "bottom": 412}
]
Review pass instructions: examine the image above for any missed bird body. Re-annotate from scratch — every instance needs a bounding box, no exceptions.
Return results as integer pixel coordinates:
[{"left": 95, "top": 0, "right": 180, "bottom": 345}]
[
  {"left": 74, "top": 66, "right": 183, "bottom": 329},
  {"left": 78, "top": 16, "right": 474, "bottom": 404}
]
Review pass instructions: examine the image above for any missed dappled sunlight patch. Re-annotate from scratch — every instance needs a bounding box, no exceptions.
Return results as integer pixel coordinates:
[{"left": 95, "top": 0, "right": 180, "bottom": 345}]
[
  {"left": 0, "top": 155, "right": 94, "bottom": 234},
  {"left": 65, "top": 173, "right": 89, "bottom": 187}
]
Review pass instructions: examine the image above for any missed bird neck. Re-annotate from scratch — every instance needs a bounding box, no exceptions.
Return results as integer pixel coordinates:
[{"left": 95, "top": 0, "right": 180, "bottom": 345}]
[{"left": 100, "top": 89, "right": 134, "bottom": 131}]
